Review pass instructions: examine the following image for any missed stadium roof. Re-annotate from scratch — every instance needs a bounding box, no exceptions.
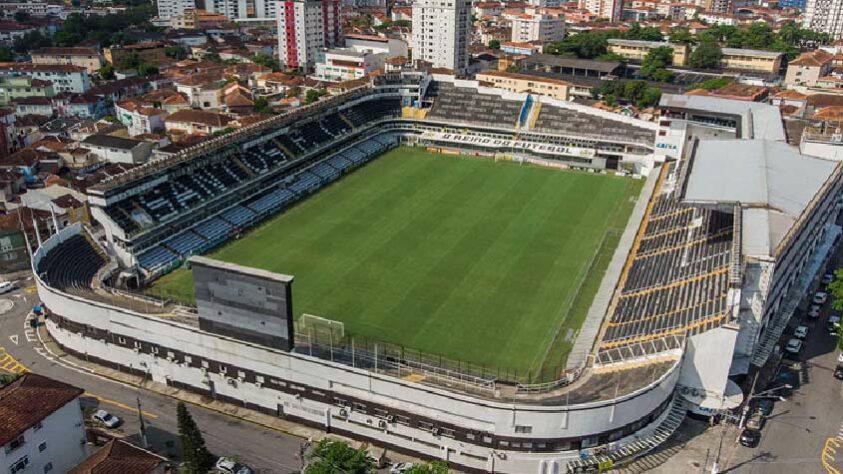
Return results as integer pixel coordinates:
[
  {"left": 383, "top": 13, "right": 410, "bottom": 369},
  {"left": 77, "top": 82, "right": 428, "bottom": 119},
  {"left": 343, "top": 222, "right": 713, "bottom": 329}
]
[
  {"left": 683, "top": 139, "right": 837, "bottom": 257},
  {"left": 659, "top": 94, "right": 785, "bottom": 142}
]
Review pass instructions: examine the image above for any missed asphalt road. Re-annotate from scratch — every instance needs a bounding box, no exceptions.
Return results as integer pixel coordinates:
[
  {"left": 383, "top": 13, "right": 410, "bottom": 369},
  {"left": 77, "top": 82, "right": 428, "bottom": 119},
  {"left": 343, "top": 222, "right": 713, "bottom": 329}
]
[
  {"left": 0, "top": 279, "right": 306, "bottom": 473},
  {"left": 721, "top": 263, "right": 843, "bottom": 473}
]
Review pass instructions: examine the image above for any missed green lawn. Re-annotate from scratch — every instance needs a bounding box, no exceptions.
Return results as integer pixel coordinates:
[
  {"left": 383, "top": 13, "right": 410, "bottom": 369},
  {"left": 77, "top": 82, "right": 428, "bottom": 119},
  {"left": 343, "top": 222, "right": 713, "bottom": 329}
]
[{"left": 150, "top": 147, "right": 642, "bottom": 376}]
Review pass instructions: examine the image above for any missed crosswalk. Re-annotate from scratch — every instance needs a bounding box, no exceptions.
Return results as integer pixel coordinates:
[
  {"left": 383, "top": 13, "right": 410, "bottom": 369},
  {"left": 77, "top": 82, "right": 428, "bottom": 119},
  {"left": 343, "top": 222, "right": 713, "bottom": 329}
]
[{"left": 0, "top": 346, "right": 27, "bottom": 374}]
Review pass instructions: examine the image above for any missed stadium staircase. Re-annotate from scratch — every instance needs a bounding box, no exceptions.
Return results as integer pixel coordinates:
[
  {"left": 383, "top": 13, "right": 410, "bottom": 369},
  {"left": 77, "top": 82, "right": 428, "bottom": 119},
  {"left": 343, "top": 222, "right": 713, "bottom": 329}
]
[
  {"left": 566, "top": 396, "right": 687, "bottom": 474},
  {"left": 338, "top": 113, "right": 356, "bottom": 130},
  {"left": 83, "top": 231, "right": 108, "bottom": 262},
  {"left": 232, "top": 156, "right": 256, "bottom": 178},
  {"left": 272, "top": 138, "right": 296, "bottom": 158}
]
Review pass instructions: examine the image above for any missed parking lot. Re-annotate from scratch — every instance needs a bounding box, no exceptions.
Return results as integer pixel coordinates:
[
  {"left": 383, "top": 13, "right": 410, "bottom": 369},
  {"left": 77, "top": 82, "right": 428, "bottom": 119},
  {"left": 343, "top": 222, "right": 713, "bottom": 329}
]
[{"left": 722, "top": 262, "right": 843, "bottom": 473}]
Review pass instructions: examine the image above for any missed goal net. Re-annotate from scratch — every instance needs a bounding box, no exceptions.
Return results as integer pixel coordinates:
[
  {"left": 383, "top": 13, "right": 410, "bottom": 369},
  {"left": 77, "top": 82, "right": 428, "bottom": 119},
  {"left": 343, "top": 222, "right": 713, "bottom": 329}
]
[{"left": 298, "top": 313, "right": 345, "bottom": 344}]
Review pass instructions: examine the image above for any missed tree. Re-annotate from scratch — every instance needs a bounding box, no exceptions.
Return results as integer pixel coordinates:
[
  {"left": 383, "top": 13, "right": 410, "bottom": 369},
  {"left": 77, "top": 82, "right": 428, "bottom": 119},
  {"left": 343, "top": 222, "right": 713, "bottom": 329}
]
[
  {"left": 305, "top": 88, "right": 326, "bottom": 104},
  {"left": 251, "top": 53, "right": 281, "bottom": 71},
  {"left": 166, "top": 44, "right": 189, "bottom": 60},
  {"left": 99, "top": 63, "right": 115, "bottom": 80},
  {"left": 637, "top": 87, "right": 662, "bottom": 108},
  {"left": 695, "top": 77, "right": 732, "bottom": 90},
  {"left": 137, "top": 62, "right": 159, "bottom": 77},
  {"left": 177, "top": 402, "right": 214, "bottom": 473},
  {"left": 545, "top": 32, "right": 608, "bottom": 59},
  {"left": 13, "top": 11, "right": 30, "bottom": 24},
  {"left": 669, "top": 28, "right": 694, "bottom": 44},
  {"left": 13, "top": 31, "right": 51, "bottom": 54},
  {"left": 287, "top": 85, "right": 302, "bottom": 98},
  {"left": 488, "top": 39, "right": 500, "bottom": 49},
  {"left": 640, "top": 46, "right": 674, "bottom": 82},
  {"left": 625, "top": 23, "right": 663, "bottom": 41},
  {"left": 305, "top": 439, "right": 374, "bottom": 474},
  {"left": 688, "top": 40, "right": 722, "bottom": 69},
  {"left": 0, "top": 46, "right": 13, "bottom": 62},
  {"left": 828, "top": 268, "right": 843, "bottom": 311},
  {"left": 405, "top": 461, "right": 450, "bottom": 474},
  {"left": 254, "top": 97, "right": 271, "bottom": 114}
]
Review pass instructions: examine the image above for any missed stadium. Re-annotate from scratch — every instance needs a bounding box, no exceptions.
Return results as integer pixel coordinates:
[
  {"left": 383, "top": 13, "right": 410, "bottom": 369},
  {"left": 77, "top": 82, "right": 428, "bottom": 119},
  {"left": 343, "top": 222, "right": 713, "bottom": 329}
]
[{"left": 31, "top": 72, "right": 843, "bottom": 474}]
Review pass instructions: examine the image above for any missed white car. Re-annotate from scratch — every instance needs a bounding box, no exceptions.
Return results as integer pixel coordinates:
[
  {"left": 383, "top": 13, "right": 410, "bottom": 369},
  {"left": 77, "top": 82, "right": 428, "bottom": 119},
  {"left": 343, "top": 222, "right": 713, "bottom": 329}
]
[
  {"left": 793, "top": 325, "right": 809, "bottom": 339},
  {"left": 838, "top": 352, "right": 843, "bottom": 364},
  {"left": 215, "top": 457, "right": 253, "bottom": 474},
  {"left": 91, "top": 410, "right": 121, "bottom": 428},
  {"left": 0, "top": 281, "right": 14, "bottom": 294},
  {"left": 823, "top": 273, "right": 836, "bottom": 285},
  {"left": 814, "top": 291, "right": 829, "bottom": 305},
  {"left": 809, "top": 305, "right": 822, "bottom": 318},
  {"left": 785, "top": 338, "right": 803, "bottom": 354},
  {"left": 390, "top": 462, "right": 415, "bottom": 473}
]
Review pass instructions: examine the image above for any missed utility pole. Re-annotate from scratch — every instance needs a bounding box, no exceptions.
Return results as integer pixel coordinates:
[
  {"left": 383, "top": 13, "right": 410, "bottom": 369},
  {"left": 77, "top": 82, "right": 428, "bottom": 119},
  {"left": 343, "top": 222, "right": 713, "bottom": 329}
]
[{"left": 137, "top": 397, "right": 148, "bottom": 449}]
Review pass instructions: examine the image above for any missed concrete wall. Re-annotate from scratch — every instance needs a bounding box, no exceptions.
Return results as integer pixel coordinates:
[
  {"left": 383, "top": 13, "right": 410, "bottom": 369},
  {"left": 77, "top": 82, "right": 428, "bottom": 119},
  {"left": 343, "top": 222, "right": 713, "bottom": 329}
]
[{"left": 34, "top": 225, "right": 680, "bottom": 474}]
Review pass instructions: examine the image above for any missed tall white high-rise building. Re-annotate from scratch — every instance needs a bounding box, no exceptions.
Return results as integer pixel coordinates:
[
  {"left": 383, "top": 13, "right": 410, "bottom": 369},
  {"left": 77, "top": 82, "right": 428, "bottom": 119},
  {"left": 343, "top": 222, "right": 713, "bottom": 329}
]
[
  {"left": 204, "top": 0, "right": 278, "bottom": 21},
  {"left": 158, "top": 0, "right": 196, "bottom": 20},
  {"left": 511, "top": 9, "right": 565, "bottom": 44},
  {"left": 276, "top": 0, "right": 341, "bottom": 69},
  {"left": 412, "top": 0, "right": 471, "bottom": 75},
  {"left": 578, "top": 0, "right": 621, "bottom": 21},
  {"left": 804, "top": 0, "right": 843, "bottom": 39}
]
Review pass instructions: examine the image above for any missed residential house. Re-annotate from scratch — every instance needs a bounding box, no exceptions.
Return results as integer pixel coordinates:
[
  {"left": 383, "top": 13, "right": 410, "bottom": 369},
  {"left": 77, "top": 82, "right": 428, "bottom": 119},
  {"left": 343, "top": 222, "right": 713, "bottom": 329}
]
[
  {"left": 0, "top": 373, "right": 87, "bottom": 474},
  {"left": 70, "top": 439, "right": 168, "bottom": 474},
  {"left": 0, "top": 64, "right": 91, "bottom": 94},
  {"left": 82, "top": 135, "right": 154, "bottom": 164},
  {"left": 30, "top": 47, "right": 104, "bottom": 74},
  {"left": 115, "top": 99, "right": 168, "bottom": 136},
  {"left": 785, "top": 49, "right": 835, "bottom": 87},
  {"left": 0, "top": 76, "right": 55, "bottom": 105},
  {"left": 105, "top": 42, "right": 169, "bottom": 67},
  {"left": 15, "top": 97, "right": 54, "bottom": 117},
  {"left": 165, "top": 109, "right": 234, "bottom": 137}
]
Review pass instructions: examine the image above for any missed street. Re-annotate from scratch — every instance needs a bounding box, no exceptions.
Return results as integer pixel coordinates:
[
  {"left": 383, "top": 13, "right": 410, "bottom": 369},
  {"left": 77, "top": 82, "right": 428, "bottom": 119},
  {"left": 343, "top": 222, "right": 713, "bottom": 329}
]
[{"left": 0, "top": 279, "right": 306, "bottom": 473}]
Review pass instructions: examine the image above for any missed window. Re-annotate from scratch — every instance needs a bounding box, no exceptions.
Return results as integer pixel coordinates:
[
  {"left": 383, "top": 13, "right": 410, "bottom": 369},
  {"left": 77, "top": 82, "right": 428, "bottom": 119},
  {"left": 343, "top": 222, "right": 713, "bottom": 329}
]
[
  {"left": 38, "top": 442, "right": 46, "bottom": 452},
  {"left": 33, "top": 421, "right": 42, "bottom": 431},
  {"left": 515, "top": 425, "right": 532, "bottom": 434},
  {"left": 5, "top": 435, "right": 24, "bottom": 453},
  {"left": 9, "top": 455, "right": 28, "bottom": 474},
  {"left": 43, "top": 462, "right": 52, "bottom": 473}
]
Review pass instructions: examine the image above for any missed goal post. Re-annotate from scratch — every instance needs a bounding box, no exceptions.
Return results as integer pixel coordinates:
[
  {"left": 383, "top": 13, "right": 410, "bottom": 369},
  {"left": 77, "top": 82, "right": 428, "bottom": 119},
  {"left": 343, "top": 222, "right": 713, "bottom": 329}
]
[{"left": 298, "top": 313, "right": 345, "bottom": 344}]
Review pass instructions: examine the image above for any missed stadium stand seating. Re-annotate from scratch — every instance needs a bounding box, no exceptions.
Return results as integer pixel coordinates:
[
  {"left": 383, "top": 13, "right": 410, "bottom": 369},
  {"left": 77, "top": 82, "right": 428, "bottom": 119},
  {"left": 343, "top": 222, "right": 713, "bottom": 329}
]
[
  {"left": 533, "top": 105, "right": 655, "bottom": 144},
  {"left": 193, "top": 217, "right": 233, "bottom": 246},
  {"left": 425, "top": 82, "right": 523, "bottom": 127},
  {"left": 340, "top": 98, "right": 402, "bottom": 127},
  {"left": 599, "top": 162, "right": 734, "bottom": 349},
  {"left": 163, "top": 230, "right": 208, "bottom": 257},
  {"left": 221, "top": 205, "right": 257, "bottom": 228},
  {"left": 38, "top": 234, "right": 107, "bottom": 292}
]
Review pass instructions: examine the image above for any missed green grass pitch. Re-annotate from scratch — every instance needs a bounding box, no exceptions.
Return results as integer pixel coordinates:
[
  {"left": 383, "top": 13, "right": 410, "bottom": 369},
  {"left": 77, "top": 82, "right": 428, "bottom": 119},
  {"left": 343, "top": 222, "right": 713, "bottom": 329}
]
[{"left": 150, "top": 147, "right": 642, "bottom": 376}]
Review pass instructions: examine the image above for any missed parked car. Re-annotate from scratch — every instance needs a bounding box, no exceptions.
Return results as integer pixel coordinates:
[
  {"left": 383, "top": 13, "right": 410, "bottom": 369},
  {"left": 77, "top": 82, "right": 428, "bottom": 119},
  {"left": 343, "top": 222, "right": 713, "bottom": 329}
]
[
  {"left": 215, "top": 457, "right": 253, "bottom": 474},
  {"left": 390, "top": 462, "right": 415, "bottom": 474},
  {"left": 0, "top": 281, "right": 14, "bottom": 294},
  {"left": 822, "top": 273, "right": 836, "bottom": 285},
  {"left": 739, "top": 429, "right": 761, "bottom": 447},
  {"left": 829, "top": 315, "right": 841, "bottom": 335},
  {"left": 835, "top": 365, "right": 843, "bottom": 381},
  {"left": 91, "top": 410, "right": 121, "bottom": 428},
  {"left": 838, "top": 352, "right": 843, "bottom": 364},
  {"left": 793, "top": 325, "right": 809, "bottom": 339},
  {"left": 809, "top": 305, "right": 822, "bottom": 319},
  {"left": 771, "top": 368, "right": 799, "bottom": 396},
  {"left": 746, "top": 412, "right": 765, "bottom": 431},
  {"left": 785, "top": 338, "right": 803, "bottom": 355},
  {"left": 814, "top": 291, "right": 829, "bottom": 305},
  {"left": 754, "top": 398, "right": 775, "bottom": 417}
]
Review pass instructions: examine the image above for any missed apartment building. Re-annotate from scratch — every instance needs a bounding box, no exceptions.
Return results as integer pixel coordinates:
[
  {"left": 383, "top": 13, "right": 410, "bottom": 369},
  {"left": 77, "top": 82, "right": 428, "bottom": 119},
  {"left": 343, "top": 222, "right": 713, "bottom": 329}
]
[
  {"left": 607, "top": 39, "right": 689, "bottom": 66},
  {"left": 578, "top": 0, "right": 622, "bottom": 21},
  {"left": 205, "top": 0, "right": 278, "bottom": 22},
  {"left": 412, "top": 0, "right": 472, "bottom": 74},
  {"left": 476, "top": 70, "right": 570, "bottom": 100},
  {"left": 804, "top": 0, "right": 843, "bottom": 39},
  {"left": 0, "top": 64, "right": 90, "bottom": 94},
  {"left": 157, "top": 0, "right": 197, "bottom": 20},
  {"left": 314, "top": 35, "right": 408, "bottom": 82},
  {"left": 511, "top": 9, "right": 565, "bottom": 44},
  {"left": 276, "top": 0, "right": 341, "bottom": 69},
  {"left": 31, "top": 48, "right": 103, "bottom": 74},
  {"left": 0, "top": 76, "right": 54, "bottom": 105},
  {"left": 104, "top": 42, "right": 169, "bottom": 67}
]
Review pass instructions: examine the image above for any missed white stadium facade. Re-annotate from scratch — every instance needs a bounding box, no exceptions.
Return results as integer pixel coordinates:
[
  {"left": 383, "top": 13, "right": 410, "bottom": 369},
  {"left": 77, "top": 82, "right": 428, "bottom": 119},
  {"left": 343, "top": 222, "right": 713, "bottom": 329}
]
[{"left": 31, "top": 73, "right": 843, "bottom": 473}]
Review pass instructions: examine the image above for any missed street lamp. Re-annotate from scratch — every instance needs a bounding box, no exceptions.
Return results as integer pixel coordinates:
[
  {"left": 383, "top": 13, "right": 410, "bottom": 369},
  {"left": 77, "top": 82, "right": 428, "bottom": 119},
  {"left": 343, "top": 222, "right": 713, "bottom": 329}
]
[{"left": 737, "top": 384, "right": 792, "bottom": 430}]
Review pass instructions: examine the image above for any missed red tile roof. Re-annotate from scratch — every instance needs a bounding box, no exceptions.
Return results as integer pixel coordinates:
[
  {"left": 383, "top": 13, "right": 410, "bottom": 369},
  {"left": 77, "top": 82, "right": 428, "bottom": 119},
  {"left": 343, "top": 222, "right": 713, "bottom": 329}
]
[
  {"left": 0, "top": 373, "right": 84, "bottom": 447},
  {"left": 70, "top": 439, "right": 167, "bottom": 474}
]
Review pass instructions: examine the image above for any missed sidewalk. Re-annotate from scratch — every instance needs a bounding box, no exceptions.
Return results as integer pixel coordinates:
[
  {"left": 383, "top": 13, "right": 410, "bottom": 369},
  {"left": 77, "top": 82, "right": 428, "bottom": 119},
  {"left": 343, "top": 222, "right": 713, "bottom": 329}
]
[{"left": 35, "top": 319, "right": 420, "bottom": 466}]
